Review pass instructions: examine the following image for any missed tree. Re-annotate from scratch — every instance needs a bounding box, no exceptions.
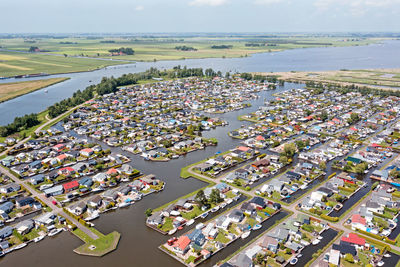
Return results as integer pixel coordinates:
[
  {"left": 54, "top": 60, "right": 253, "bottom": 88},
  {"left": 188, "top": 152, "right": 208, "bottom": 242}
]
[
  {"left": 255, "top": 253, "right": 265, "bottom": 265},
  {"left": 319, "top": 161, "right": 326, "bottom": 170},
  {"left": 145, "top": 208, "right": 152, "bottom": 217},
  {"left": 354, "top": 162, "right": 368, "bottom": 174},
  {"left": 283, "top": 143, "right": 296, "bottom": 158},
  {"left": 279, "top": 155, "right": 288, "bottom": 165},
  {"left": 209, "top": 189, "right": 222, "bottom": 204},
  {"left": 195, "top": 189, "right": 207, "bottom": 206},
  {"left": 320, "top": 110, "right": 328, "bottom": 121},
  {"left": 344, "top": 253, "right": 354, "bottom": 263}
]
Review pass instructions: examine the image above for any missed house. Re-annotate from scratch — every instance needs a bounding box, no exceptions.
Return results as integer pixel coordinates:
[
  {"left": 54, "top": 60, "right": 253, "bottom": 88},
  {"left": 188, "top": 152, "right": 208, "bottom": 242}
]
[
  {"left": 16, "top": 196, "right": 35, "bottom": 208},
  {"left": 34, "top": 212, "right": 56, "bottom": 226},
  {"left": 260, "top": 235, "right": 279, "bottom": 253},
  {"left": 235, "top": 253, "right": 253, "bottom": 267},
  {"left": 63, "top": 180, "right": 79, "bottom": 192},
  {"left": 80, "top": 148, "right": 94, "bottom": 157},
  {"left": 72, "top": 162, "right": 87, "bottom": 173},
  {"left": 140, "top": 174, "right": 160, "bottom": 185},
  {"left": 30, "top": 174, "right": 45, "bottom": 185},
  {"left": 0, "top": 226, "right": 13, "bottom": 240},
  {"left": 351, "top": 214, "right": 367, "bottom": 230},
  {"left": 329, "top": 249, "right": 340, "bottom": 266},
  {"left": 341, "top": 233, "right": 365, "bottom": 248},
  {"left": 197, "top": 163, "right": 212, "bottom": 172},
  {"left": 58, "top": 167, "right": 75, "bottom": 177},
  {"left": 235, "top": 169, "right": 249, "bottom": 179},
  {"left": 68, "top": 202, "right": 87, "bottom": 216},
  {"left": 249, "top": 197, "right": 266, "bottom": 209},
  {"left": 0, "top": 202, "right": 14, "bottom": 214},
  {"left": 15, "top": 219, "right": 34, "bottom": 235},
  {"left": 43, "top": 185, "right": 64, "bottom": 196},
  {"left": 241, "top": 202, "right": 256, "bottom": 216},
  {"left": 173, "top": 235, "right": 191, "bottom": 255},
  {"left": 0, "top": 183, "right": 20, "bottom": 194},
  {"left": 146, "top": 211, "right": 163, "bottom": 226},
  {"left": 332, "top": 243, "right": 357, "bottom": 256},
  {"left": 88, "top": 195, "right": 102, "bottom": 208},
  {"left": 268, "top": 227, "right": 289, "bottom": 242},
  {"left": 93, "top": 172, "right": 107, "bottom": 182},
  {"left": 228, "top": 209, "right": 244, "bottom": 223},
  {"left": 187, "top": 229, "right": 206, "bottom": 246},
  {"left": 120, "top": 164, "right": 135, "bottom": 175},
  {"left": 79, "top": 177, "right": 93, "bottom": 187}
]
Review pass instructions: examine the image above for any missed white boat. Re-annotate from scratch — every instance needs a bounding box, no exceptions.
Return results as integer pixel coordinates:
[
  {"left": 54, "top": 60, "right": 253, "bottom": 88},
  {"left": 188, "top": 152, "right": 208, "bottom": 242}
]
[
  {"left": 168, "top": 228, "right": 177, "bottom": 235},
  {"left": 290, "top": 258, "right": 298, "bottom": 265},
  {"left": 211, "top": 206, "right": 220, "bottom": 213},
  {"left": 118, "top": 202, "right": 130, "bottom": 208},
  {"left": 241, "top": 231, "right": 251, "bottom": 239},
  {"left": 186, "top": 219, "right": 195, "bottom": 226},
  {"left": 195, "top": 223, "right": 205, "bottom": 230},
  {"left": 13, "top": 243, "right": 27, "bottom": 250},
  {"left": 170, "top": 210, "right": 181, "bottom": 216},
  {"left": 48, "top": 228, "right": 63, "bottom": 237},
  {"left": 253, "top": 224, "right": 262, "bottom": 230},
  {"left": 317, "top": 235, "right": 323, "bottom": 240},
  {"left": 377, "top": 261, "right": 385, "bottom": 266},
  {"left": 384, "top": 253, "right": 391, "bottom": 258},
  {"left": 220, "top": 203, "right": 227, "bottom": 209},
  {"left": 312, "top": 239, "right": 320, "bottom": 245},
  {"left": 226, "top": 199, "right": 233, "bottom": 204},
  {"left": 33, "top": 236, "right": 45, "bottom": 243}
]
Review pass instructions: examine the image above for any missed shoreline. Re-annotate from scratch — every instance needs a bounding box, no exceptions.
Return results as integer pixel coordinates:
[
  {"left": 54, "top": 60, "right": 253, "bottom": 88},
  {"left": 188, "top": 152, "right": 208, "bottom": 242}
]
[{"left": 0, "top": 77, "right": 70, "bottom": 104}]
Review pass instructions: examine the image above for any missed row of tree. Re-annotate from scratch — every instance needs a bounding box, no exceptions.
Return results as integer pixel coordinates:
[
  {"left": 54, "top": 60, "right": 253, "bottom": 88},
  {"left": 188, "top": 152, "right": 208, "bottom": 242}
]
[
  {"left": 0, "top": 113, "right": 39, "bottom": 137},
  {"left": 108, "top": 47, "right": 134, "bottom": 55},
  {"left": 175, "top": 46, "right": 197, "bottom": 51}
]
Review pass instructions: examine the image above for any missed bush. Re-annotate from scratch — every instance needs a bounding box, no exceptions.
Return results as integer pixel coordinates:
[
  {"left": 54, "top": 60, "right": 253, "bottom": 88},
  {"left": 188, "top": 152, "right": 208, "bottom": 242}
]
[
  {"left": 320, "top": 214, "right": 339, "bottom": 222},
  {"left": 301, "top": 224, "right": 314, "bottom": 232}
]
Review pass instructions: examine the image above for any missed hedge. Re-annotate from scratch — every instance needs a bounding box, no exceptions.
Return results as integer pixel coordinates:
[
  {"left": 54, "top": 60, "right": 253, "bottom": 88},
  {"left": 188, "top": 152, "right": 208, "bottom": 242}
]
[
  {"left": 393, "top": 191, "right": 400, "bottom": 198},
  {"left": 338, "top": 186, "right": 356, "bottom": 193},
  {"left": 320, "top": 214, "right": 339, "bottom": 222},
  {"left": 355, "top": 230, "right": 391, "bottom": 252},
  {"left": 356, "top": 229, "right": 384, "bottom": 240},
  {"left": 327, "top": 172, "right": 337, "bottom": 179}
]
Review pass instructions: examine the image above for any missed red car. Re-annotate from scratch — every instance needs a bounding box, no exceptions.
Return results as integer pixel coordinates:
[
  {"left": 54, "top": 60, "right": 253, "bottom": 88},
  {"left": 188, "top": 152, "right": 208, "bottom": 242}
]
[{"left": 52, "top": 200, "right": 57, "bottom": 205}]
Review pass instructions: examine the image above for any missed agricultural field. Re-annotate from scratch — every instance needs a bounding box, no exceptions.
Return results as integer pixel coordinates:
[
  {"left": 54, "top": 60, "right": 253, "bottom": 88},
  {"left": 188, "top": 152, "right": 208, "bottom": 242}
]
[
  {"left": 0, "top": 51, "right": 129, "bottom": 77},
  {"left": 0, "top": 77, "right": 69, "bottom": 102},
  {"left": 0, "top": 35, "right": 382, "bottom": 77}
]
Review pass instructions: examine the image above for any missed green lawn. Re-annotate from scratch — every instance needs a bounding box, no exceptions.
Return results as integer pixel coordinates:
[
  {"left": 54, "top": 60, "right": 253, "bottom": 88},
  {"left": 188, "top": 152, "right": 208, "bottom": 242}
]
[{"left": 73, "top": 229, "right": 121, "bottom": 257}]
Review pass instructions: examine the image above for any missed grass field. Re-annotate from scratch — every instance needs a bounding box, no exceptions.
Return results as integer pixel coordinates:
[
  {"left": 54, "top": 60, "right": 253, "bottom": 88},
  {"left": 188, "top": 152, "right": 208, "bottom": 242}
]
[
  {"left": 267, "top": 68, "right": 400, "bottom": 89},
  {"left": 0, "top": 35, "right": 383, "bottom": 77},
  {"left": 0, "top": 50, "right": 129, "bottom": 77},
  {"left": 0, "top": 77, "right": 69, "bottom": 102},
  {"left": 73, "top": 229, "right": 121, "bottom": 257}
]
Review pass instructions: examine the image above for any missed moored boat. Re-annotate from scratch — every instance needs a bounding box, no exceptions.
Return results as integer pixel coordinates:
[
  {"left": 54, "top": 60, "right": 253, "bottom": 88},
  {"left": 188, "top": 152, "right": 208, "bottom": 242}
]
[{"left": 241, "top": 231, "right": 251, "bottom": 239}]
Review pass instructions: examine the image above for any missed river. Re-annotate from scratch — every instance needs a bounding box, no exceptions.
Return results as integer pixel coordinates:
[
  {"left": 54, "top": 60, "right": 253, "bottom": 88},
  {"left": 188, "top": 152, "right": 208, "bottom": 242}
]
[{"left": 1, "top": 39, "right": 400, "bottom": 125}]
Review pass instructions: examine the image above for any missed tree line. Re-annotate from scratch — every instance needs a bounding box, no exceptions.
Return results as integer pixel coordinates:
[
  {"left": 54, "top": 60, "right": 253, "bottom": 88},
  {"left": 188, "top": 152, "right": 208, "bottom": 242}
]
[
  {"left": 108, "top": 47, "right": 134, "bottom": 55},
  {"left": 175, "top": 46, "right": 197, "bottom": 51}
]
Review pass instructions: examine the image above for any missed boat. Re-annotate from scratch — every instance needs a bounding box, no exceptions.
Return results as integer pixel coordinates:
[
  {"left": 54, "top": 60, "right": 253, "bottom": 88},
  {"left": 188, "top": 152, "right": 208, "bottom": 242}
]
[
  {"left": 172, "top": 155, "right": 179, "bottom": 159},
  {"left": 312, "top": 239, "right": 320, "bottom": 245},
  {"left": 253, "top": 224, "right": 262, "bottom": 230},
  {"left": 48, "top": 228, "right": 63, "bottom": 237},
  {"left": 297, "top": 254, "right": 303, "bottom": 258},
  {"left": 33, "top": 235, "right": 45, "bottom": 243},
  {"left": 211, "top": 206, "right": 220, "bottom": 213},
  {"left": 177, "top": 226, "right": 183, "bottom": 230},
  {"left": 186, "top": 219, "right": 195, "bottom": 226},
  {"left": 241, "top": 231, "right": 251, "bottom": 239},
  {"left": 290, "top": 258, "right": 298, "bottom": 265},
  {"left": 377, "top": 261, "right": 385, "bottom": 266},
  {"left": 384, "top": 253, "right": 391, "bottom": 258},
  {"left": 118, "top": 202, "right": 130, "bottom": 208},
  {"left": 200, "top": 212, "right": 209, "bottom": 219},
  {"left": 13, "top": 243, "right": 27, "bottom": 250},
  {"left": 220, "top": 203, "right": 227, "bottom": 209},
  {"left": 196, "top": 223, "right": 205, "bottom": 230},
  {"left": 226, "top": 199, "right": 233, "bottom": 204},
  {"left": 168, "top": 228, "right": 177, "bottom": 235},
  {"left": 317, "top": 235, "right": 323, "bottom": 240},
  {"left": 85, "top": 211, "right": 100, "bottom": 221}
]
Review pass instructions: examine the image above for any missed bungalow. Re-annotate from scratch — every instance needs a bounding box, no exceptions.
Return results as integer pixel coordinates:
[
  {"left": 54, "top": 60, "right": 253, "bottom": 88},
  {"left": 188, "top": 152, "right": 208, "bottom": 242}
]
[
  {"left": 16, "top": 196, "right": 35, "bottom": 208},
  {"left": 79, "top": 177, "right": 93, "bottom": 187},
  {"left": 15, "top": 219, "right": 34, "bottom": 235},
  {"left": 30, "top": 174, "right": 45, "bottom": 185},
  {"left": 268, "top": 227, "right": 289, "bottom": 243},
  {"left": 34, "top": 212, "right": 56, "bottom": 226},
  {"left": 72, "top": 162, "right": 87, "bottom": 173},
  {"left": 351, "top": 214, "right": 367, "bottom": 231},
  {"left": 0, "top": 202, "right": 14, "bottom": 214},
  {"left": 140, "top": 174, "right": 160, "bottom": 185},
  {"left": 235, "top": 169, "right": 249, "bottom": 179},
  {"left": 43, "top": 185, "right": 64, "bottom": 196},
  {"left": 80, "top": 148, "right": 94, "bottom": 157},
  {"left": 0, "top": 226, "right": 13, "bottom": 240},
  {"left": 68, "top": 202, "right": 87, "bottom": 216},
  {"left": 260, "top": 236, "right": 279, "bottom": 253},
  {"left": 341, "top": 233, "right": 365, "bottom": 249},
  {"left": 93, "top": 172, "right": 107, "bottom": 182},
  {"left": 187, "top": 229, "right": 206, "bottom": 246},
  {"left": 63, "top": 180, "right": 79, "bottom": 192},
  {"left": 249, "top": 197, "right": 267, "bottom": 209},
  {"left": 88, "top": 195, "right": 102, "bottom": 208},
  {"left": 228, "top": 209, "right": 244, "bottom": 223},
  {"left": 0, "top": 183, "right": 20, "bottom": 194},
  {"left": 197, "top": 163, "right": 213, "bottom": 172},
  {"left": 58, "top": 167, "right": 75, "bottom": 177}
]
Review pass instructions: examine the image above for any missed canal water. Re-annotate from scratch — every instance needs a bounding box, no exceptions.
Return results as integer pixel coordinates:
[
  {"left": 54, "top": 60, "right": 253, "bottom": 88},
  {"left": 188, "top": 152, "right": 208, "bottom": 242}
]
[{"left": 1, "top": 39, "right": 400, "bottom": 125}]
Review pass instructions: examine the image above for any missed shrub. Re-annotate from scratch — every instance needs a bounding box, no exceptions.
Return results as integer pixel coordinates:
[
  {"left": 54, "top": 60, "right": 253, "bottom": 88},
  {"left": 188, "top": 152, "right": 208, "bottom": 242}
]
[{"left": 320, "top": 214, "right": 339, "bottom": 222}]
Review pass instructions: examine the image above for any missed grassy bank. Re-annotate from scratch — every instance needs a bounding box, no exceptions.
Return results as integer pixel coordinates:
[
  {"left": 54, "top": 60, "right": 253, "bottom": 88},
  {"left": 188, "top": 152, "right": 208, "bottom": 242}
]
[
  {"left": 0, "top": 77, "right": 70, "bottom": 103},
  {"left": 73, "top": 229, "right": 121, "bottom": 257}
]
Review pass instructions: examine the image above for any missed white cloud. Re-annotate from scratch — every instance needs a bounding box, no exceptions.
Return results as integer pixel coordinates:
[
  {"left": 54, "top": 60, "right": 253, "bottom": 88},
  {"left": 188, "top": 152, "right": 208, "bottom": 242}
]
[
  {"left": 314, "top": 0, "right": 400, "bottom": 10},
  {"left": 189, "top": 0, "right": 229, "bottom": 6},
  {"left": 135, "top": 5, "right": 144, "bottom": 11},
  {"left": 254, "top": 0, "right": 283, "bottom": 5}
]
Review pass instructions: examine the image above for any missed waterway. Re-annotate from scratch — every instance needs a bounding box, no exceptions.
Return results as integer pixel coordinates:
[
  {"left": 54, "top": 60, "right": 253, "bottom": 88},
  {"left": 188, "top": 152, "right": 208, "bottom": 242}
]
[{"left": 1, "top": 40, "right": 400, "bottom": 125}]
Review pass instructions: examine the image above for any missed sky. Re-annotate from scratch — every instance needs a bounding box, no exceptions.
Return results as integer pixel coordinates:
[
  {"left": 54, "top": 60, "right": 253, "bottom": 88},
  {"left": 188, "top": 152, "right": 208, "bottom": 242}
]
[{"left": 0, "top": 0, "right": 399, "bottom": 33}]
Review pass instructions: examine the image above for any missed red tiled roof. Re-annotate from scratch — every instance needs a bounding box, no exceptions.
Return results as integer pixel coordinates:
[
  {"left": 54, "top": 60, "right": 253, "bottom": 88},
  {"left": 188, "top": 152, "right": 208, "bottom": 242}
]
[
  {"left": 63, "top": 180, "right": 79, "bottom": 190},
  {"left": 341, "top": 233, "right": 365, "bottom": 246},
  {"left": 173, "top": 236, "right": 191, "bottom": 251},
  {"left": 351, "top": 214, "right": 366, "bottom": 225}
]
